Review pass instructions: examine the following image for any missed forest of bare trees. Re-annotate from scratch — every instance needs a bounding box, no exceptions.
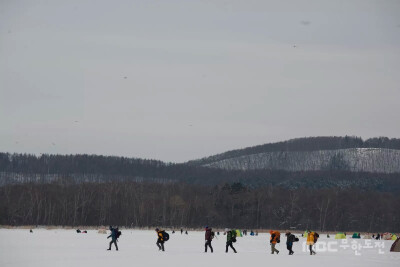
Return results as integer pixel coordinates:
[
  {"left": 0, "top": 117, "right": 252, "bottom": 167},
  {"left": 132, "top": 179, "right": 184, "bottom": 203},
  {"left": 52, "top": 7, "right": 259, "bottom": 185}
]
[
  {"left": 189, "top": 136, "right": 400, "bottom": 166},
  {"left": 0, "top": 181, "right": 399, "bottom": 232},
  {"left": 1, "top": 136, "right": 399, "bottom": 231},
  {"left": 1, "top": 152, "right": 400, "bottom": 192},
  {"left": 205, "top": 148, "right": 400, "bottom": 173}
]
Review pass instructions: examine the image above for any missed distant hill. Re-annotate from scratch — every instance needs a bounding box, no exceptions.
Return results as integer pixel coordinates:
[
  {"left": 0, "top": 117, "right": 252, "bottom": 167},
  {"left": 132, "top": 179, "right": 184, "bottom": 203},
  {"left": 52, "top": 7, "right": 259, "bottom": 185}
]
[
  {"left": 202, "top": 148, "right": 400, "bottom": 173},
  {"left": 2, "top": 136, "right": 400, "bottom": 230},
  {"left": 188, "top": 136, "right": 400, "bottom": 173},
  {"left": 1, "top": 136, "right": 400, "bottom": 192}
]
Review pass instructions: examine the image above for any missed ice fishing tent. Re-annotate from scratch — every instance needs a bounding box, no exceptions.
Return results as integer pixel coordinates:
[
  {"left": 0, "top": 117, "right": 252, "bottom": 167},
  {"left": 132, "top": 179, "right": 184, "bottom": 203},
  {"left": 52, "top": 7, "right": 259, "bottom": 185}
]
[
  {"left": 391, "top": 238, "right": 400, "bottom": 252},
  {"left": 383, "top": 233, "right": 393, "bottom": 240},
  {"left": 235, "top": 230, "right": 243, "bottom": 237},
  {"left": 363, "top": 233, "right": 372, "bottom": 239},
  {"left": 98, "top": 229, "right": 107, "bottom": 234},
  {"left": 335, "top": 233, "right": 346, "bottom": 239},
  {"left": 303, "top": 231, "right": 308, "bottom": 238},
  {"left": 352, "top": 233, "right": 361, "bottom": 238}
]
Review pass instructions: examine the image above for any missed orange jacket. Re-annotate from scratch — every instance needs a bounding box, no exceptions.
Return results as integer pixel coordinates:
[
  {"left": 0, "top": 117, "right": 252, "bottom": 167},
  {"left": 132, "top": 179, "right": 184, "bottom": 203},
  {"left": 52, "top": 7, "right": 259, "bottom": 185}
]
[{"left": 270, "top": 230, "right": 280, "bottom": 244}]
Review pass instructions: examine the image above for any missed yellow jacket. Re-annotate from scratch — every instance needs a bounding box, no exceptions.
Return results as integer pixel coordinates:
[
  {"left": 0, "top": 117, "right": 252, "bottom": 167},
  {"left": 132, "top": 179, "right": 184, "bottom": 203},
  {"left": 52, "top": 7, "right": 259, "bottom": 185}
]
[
  {"left": 157, "top": 230, "right": 164, "bottom": 241},
  {"left": 307, "top": 232, "right": 315, "bottom": 245}
]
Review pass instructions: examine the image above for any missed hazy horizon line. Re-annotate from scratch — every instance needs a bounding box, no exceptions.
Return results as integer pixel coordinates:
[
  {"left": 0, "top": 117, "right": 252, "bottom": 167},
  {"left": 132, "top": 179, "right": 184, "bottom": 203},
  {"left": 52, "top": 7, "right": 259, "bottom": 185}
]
[{"left": 2, "top": 134, "right": 398, "bottom": 164}]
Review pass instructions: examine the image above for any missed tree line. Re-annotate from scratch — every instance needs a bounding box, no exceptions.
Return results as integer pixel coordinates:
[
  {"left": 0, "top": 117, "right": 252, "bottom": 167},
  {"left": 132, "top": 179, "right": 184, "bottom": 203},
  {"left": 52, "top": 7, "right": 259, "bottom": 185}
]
[
  {"left": 1, "top": 152, "right": 400, "bottom": 193},
  {"left": 189, "top": 136, "right": 400, "bottom": 166},
  {"left": 205, "top": 148, "right": 400, "bottom": 173},
  {"left": 2, "top": 136, "right": 400, "bottom": 176},
  {"left": 0, "top": 181, "right": 399, "bottom": 232}
]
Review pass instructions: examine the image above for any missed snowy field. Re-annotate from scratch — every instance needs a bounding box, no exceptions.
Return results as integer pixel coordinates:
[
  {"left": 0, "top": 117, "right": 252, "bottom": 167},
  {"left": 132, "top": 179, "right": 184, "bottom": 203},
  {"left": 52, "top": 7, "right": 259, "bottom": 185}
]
[{"left": 0, "top": 229, "right": 399, "bottom": 267}]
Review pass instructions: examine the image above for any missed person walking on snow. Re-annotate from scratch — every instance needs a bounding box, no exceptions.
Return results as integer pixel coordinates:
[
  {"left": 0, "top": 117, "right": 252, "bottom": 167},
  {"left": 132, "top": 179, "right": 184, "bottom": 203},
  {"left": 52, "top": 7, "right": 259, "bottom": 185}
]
[
  {"left": 205, "top": 226, "right": 214, "bottom": 253},
  {"left": 306, "top": 230, "right": 317, "bottom": 255},
  {"left": 225, "top": 228, "right": 237, "bottom": 253},
  {"left": 270, "top": 230, "right": 280, "bottom": 254},
  {"left": 155, "top": 228, "right": 166, "bottom": 251},
  {"left": 107, "top": 226, "right": 118, "bottom": 251},
  {"left": 285, "top": 231, "right": 295, "bottom": 255}
]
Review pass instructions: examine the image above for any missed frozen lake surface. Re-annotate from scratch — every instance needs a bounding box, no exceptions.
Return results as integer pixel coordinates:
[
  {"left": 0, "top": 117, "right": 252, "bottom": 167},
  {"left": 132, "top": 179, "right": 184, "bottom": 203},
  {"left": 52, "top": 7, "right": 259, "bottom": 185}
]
[{"left": 0, "top": 229, "right": 399, "bottom": 267}]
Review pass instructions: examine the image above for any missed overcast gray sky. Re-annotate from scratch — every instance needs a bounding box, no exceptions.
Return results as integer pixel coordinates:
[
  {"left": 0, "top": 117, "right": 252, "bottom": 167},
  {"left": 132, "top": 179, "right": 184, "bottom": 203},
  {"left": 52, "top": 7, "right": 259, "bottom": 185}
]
[{"left": 1, "top": 0, "right": 399, "bottom": 162}]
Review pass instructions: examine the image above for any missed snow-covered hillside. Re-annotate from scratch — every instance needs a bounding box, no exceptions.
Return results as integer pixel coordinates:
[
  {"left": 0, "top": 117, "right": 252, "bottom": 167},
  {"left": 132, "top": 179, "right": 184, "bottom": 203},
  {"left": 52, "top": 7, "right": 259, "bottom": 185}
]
[
  {"left": 0, "top": 229, "right": 398, "bottom": 267},
  {"left": 205, "top": 148, "right": 400, "bottom": 173}
]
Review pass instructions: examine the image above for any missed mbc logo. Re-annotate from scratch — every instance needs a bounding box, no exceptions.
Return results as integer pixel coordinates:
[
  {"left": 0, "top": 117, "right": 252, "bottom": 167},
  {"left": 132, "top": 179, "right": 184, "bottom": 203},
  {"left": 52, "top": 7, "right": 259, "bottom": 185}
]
[{"left": 301, "top": 240, "right": 385, "bottom": 256}]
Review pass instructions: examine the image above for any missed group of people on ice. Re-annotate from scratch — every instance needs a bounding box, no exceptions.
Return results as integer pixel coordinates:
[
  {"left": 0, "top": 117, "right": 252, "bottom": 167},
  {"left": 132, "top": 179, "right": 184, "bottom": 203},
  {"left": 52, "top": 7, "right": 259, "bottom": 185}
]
[
  {"left": 268, "top": 230, "right": 316, "bottom": 255},
  {"left": 106, "top": 226, "right": 319, "bottom": 256}
]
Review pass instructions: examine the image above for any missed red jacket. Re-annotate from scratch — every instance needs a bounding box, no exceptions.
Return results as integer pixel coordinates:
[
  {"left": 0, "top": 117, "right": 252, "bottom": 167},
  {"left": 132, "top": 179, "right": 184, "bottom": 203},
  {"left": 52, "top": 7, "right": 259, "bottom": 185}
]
[{"left": 205, "top": 228, "right": 212, "bottom": 241}]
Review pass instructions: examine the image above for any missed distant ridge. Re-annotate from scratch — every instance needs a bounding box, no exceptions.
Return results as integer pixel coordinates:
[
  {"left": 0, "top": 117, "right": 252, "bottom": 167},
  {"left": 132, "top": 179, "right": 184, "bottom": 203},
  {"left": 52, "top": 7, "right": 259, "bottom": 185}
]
[
  {"left": 203, "top": 148, "right": 400, "bottom": 173},
  {"left": 1, "top": 136, "right": 400, "bottom": 190},
  {"left": 187, "top": 136, "right": 400, "bottom": 170}
]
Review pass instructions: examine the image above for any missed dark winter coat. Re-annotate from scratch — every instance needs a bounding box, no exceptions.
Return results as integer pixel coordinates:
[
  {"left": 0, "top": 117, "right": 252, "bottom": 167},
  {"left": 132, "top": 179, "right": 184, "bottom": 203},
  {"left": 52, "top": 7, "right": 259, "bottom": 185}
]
[
  {"left": 227, "top": 230, "right": 236, "bottom": 242},
  {"left": 108, "top": 228, "right": 117, "bottom": 241},
  {"left": 205, "top": 228, "right": 213, "bottom": 241},
  {"left": 286, "top": 233, "right": 295, "bottom": 245}
]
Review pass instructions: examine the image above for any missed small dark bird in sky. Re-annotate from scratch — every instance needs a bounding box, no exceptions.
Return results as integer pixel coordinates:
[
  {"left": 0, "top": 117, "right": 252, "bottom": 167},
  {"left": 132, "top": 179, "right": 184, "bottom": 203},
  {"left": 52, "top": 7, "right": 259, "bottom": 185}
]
[
  {"left": 300, "top": 21, "right": 310, "bottom": 26},
  {"left": 74, "top": 120, "right": 79, "bottom": 123},
  {"left": 293, "top": 45, "right": 297, "bottom": 48},
  {"left": 124, "top": 76, "right": 127, "bottom": 79}
]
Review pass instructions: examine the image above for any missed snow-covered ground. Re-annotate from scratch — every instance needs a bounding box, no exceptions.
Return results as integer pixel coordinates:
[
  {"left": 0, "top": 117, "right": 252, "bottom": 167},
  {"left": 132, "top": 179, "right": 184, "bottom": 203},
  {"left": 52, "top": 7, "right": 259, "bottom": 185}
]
[{"left": 0, "top": 229, "right": 399, "bottom": 267}]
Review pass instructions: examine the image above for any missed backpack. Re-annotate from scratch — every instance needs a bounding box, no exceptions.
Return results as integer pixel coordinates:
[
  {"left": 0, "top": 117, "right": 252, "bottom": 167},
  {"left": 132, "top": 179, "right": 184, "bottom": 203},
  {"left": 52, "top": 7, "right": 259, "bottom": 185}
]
[
  {"left": 275, "top": 231, "right": 281, "bottom": 243},
  {"left": 114, "top": 228, "right": 121, "bottom": 239},
  {"left": 162, "top": 231, "right": 169, "bottom": 241},
  {"left": 231, "top": 230, "right": 237, "bottom": 243},
  {"left": 314, "top": 232, "right": 319, "bottom": 243},
  {"left": 211, "top": 231, "right": 215, "bottom": 239}
]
